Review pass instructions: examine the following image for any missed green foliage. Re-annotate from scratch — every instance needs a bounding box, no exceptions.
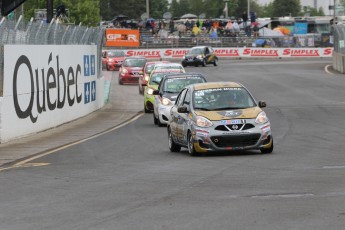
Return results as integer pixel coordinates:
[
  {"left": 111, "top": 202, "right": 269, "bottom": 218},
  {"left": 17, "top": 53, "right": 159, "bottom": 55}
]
[
  {"left": 23, "top": 0, "right": 101, "bottom": 26},
  {"left": 271, "top": 0, "right": 301, "bottom": 17}
]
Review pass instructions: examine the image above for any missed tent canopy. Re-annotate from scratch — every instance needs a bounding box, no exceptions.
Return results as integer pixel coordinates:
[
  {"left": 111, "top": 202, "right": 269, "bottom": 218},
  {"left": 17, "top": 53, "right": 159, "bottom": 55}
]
[{"left": 180, "top": 13, "right": 198, "bottom": 19}]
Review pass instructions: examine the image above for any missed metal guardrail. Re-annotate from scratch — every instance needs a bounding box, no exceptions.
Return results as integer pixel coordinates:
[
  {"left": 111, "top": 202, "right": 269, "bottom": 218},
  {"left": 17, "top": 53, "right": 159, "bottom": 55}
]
[{"left": 0, "top": 16, "right": 104, "bottom": 96}]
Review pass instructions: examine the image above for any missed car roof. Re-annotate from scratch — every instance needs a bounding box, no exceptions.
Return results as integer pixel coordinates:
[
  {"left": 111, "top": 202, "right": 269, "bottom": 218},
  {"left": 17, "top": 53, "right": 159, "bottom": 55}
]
[
  {"left": 192, "top": 82, "right": 243, "bottom": 90},
  {"left": 163, "top": 72, "right": 205, "bottom": 79},
  {"left": 191, "top": 46, "right": 209, "bottom": 49},
  {"left": 154, "top": 62, "right": 183, "bottom": 67},
  {"left": 145, "top": 61, "right": 169, "bottom": 65},
  {"left": 124, "top": 56, "right": 146, "bottom": 59}
]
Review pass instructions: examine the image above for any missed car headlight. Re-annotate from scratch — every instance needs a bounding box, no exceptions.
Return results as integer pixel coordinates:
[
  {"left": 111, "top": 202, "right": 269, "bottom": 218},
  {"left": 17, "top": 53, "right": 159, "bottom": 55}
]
[
  {"left": 162, "top": 97, "right": 173, "bottom": 106},
  {"left": 196, "top": 116, "right": 213, "bottom": 127},
  {"left": 121, "top": 69, "right": 128, "bottom": 74},
  {"left": 196, "top": 55, "right": 204, "bottom": 59},
  {"left": 147, "top": 88, "right": 154, "bottom": 95},
  {"left": 144, "top": 76, "right": 150, "bottom": 82},
  {"left": 255, "top": 111, "right": 269, "bottom": 124}
]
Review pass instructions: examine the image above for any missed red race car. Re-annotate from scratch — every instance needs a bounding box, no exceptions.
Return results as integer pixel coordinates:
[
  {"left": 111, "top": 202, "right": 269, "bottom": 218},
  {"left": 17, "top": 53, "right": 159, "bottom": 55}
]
[
  {"left": 102, "top": 50, "right": 126, "bottom": 71},
  {"left": 118, "top": 56, "right": 147, "bottom": 85}
]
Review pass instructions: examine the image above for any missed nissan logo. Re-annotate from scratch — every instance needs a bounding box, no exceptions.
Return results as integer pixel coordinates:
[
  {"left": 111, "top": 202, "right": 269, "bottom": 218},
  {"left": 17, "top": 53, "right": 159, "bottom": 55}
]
[{"left": 232, "top": 125, "right": 239, "bottom": 130}]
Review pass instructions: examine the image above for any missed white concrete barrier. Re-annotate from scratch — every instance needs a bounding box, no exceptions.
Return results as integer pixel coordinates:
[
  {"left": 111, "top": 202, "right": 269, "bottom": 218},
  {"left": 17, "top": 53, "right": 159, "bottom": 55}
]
[{"left": 0, "top": 45, "right": 104, "bottom": 143}]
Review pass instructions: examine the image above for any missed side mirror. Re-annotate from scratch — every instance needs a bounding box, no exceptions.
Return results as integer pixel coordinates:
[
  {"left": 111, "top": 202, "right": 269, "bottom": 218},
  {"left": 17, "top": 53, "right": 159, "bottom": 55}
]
[
  {"left": 152, "top": 90, "right": 159, "bottom": 95},
  {"left": 177, "top": 106, "right": 188, "bottom": 113},
  {"left": 258, "top": 101, "right": 266, "bottom": 108}
]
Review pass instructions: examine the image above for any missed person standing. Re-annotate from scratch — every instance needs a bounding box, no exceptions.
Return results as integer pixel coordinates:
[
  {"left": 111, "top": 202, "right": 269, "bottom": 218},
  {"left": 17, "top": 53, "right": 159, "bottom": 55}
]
[{"left": 242, "top": 11, "right": 248, "bottom": 29}]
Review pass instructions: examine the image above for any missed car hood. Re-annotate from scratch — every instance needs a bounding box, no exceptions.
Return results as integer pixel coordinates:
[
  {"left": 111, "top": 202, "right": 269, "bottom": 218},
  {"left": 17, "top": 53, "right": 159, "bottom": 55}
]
[
  {"left": 124, "top": 67, "right": 143, "bottom": 72},
  {"left": 194, "top": 107, "right": 262, "bottom": 120},
  {"left": 162, "top": 93, "right": 179, "bottom": 101},
  {"left": 185, "top": 54, "right": 201, "bottom": 58}
]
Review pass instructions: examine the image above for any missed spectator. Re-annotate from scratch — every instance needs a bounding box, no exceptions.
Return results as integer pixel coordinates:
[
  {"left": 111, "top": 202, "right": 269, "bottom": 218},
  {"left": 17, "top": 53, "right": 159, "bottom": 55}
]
[
  {"left": 169, "top": 20, "right": 174, "bottom": 33},
  {"left": 242, "top": 11, "right": 248, "bottom": 28},
  {"left": 210, "top": 28, "right": 218, "bottom": 39},
  {"left": 232, "top": 20, "right": 240, "bottom": 36},
  {"left": 192, "top": 24, "right": 201, "bottom": 36},
  {"left": 224, "top": 20, "right": 233, "bottom": 35}
]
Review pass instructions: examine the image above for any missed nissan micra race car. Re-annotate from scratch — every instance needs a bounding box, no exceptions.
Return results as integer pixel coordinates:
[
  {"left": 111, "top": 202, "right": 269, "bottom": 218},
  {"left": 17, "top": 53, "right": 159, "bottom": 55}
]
[
  {"left": 152, "top": 73, "right": 206, "bottom": 126},
  {"left": 167, "top": 82, "right": 273, "bottom": 156}
]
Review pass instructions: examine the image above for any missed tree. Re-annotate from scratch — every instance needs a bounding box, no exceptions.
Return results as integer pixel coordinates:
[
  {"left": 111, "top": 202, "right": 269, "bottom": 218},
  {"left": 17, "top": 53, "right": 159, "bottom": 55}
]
[
  {"left": 272, "top": 0, "right": 301, "bottom": 17},
  {"left": 23, "top": 0, "right": 101, "bottom": 26}
]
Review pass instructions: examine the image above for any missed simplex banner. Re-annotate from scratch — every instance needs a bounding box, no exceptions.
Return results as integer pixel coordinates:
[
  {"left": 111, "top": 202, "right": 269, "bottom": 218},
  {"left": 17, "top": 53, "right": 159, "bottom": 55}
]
[
  {"left": 0, "top": 45, "right": 104, "bottom": 143},
  {"left": 121, "top": 47, "right": 333, "bottom": 59}
]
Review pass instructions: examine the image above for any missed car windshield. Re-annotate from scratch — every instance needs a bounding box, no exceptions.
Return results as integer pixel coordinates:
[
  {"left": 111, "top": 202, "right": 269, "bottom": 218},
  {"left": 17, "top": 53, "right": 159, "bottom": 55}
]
[
  {"left": 149, "top": 73, "right": 166, "bottom": 85},
  {"left": 123, "top": 59, "right": 146, "bottom": 67},
  {"left": 193, "top": 87, "right": 255, "bottom": 110},
  {"left": 108, "top": 51, "right": 125, "bottom": 57},
  {"left": 188, "top": 48, "right": 203, "bottom": 55},
  {"left": 145, "top": 64, "right": 156, "bottom": 74},
  {"left": 163, "top": 77, "right": 206, "bottom": 94}
]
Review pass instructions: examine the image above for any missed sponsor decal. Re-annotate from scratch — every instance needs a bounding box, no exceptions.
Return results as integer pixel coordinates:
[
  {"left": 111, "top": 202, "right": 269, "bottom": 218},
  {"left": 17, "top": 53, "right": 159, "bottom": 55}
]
[
  {"left": 126, "top": 50, "right": 161, "bottom": 58},
  {"left": 283, "top": 49, "right": 320, "bottom": 56},
  {"left": 164, "top": 49, "right": 189, "bottom": 58},
  {"left": 223, "top": 110, "right": 243, "bottom": 117},
  {"left": 323, "top": 48, "right": 333, "bottom": 56},
  {"left": 220, "top": 119, "right": 244, "bottom": 125},
  {"left": 12, "top": 52, "right": 95, "bottom": 123},
  {"left": 243, "top": 48, "right": 279, "bottom": 56},
  {"left": 215, "top": 49, "right": 240, "bottom": 56},
  {"left": 105, "top": 29, "right": 140, "bottom": 47}
]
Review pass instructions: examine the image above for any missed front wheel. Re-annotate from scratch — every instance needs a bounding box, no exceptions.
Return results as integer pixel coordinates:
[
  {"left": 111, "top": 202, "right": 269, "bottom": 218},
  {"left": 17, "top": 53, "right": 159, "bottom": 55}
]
[
  {"left": 182, "top": 62, "right": 187, "bottom": 67},
  {"left": 144, "top": 103, "right": 150, "bottom": 113},
  {"left": 168, "top": 128, "right": 181, "bottom": 152},
  {"left": 260, "top": 138, "right": 274, "bottom": 154},
  {"left": 188, "top": 132, "right": 199, "bottom": 156},
  {"left": 213, "top": 58, "right": 218, "bottom": 66},
  {"left": 153, "top": 113, "right": 158, "bottom": 125},
  {"left": 202, "top": 59, "right": 206, "bottom": 67}
]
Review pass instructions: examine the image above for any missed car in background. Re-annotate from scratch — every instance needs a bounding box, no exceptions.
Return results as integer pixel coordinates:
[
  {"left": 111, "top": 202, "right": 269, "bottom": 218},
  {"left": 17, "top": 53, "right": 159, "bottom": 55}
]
[
  {"left": 143, "top": 63, "right": 185, "bottom": 113},
  {"left": 152, "top": 73, "right": 207, "bottom": 126},
  {"left": 167, "top": 82, "right": 273, "bottom": 156},
  {"left": 138, "top": 61, "right": 169, "bottom": 95},
  {"left": 102, "top": 50, "right": 126, "bottom": 71},
  {"left": 181, "top": 46, "right": 218, "bottom": 67},
  {"left": 118, "top": 56, "right": 147, "bottom": 85}
]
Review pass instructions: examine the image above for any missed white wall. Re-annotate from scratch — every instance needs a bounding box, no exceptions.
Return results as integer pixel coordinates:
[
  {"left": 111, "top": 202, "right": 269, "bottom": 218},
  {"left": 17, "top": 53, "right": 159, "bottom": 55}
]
[{"left": 0, "top": 45, "right": 104, "bottom": 143}]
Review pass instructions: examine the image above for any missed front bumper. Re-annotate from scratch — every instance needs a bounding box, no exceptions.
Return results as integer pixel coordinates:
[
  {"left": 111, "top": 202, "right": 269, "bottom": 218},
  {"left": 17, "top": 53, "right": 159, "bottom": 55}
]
[
  {"left": 157, "top": 104, "right": 173, "bottom": 124},
  {"left": 190, "top": 120, "right": 273, "bottom": 153},
  {"left": 119, "top": 73, "right": 142, "bottom": 84},
  {"left": 182, "top": 57, "right": 204, "bottom": 66}
]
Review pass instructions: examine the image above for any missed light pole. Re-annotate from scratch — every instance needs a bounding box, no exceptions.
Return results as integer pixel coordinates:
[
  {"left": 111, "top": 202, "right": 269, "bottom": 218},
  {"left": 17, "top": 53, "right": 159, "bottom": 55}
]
[
  {"left": 247, "top": 0, "right": 250, "bottom": 20},
  {"left": 146, "top": 0, "right": 149, "bottom": 19}
]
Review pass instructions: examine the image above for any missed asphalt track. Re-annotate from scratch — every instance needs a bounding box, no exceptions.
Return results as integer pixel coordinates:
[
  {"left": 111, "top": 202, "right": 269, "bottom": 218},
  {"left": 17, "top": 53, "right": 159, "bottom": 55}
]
[{"left": 1, "top": 58, "right": 345, "bottom": 230}]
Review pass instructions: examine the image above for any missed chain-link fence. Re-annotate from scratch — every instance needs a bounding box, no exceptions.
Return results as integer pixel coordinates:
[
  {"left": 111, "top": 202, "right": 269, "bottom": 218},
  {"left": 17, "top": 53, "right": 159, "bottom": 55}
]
[
  {"left": 332, "top": 24, "right": 345, "bottom": 73},
  {"left": 0, "top": 16, "right": 104, "bottom": 96}
]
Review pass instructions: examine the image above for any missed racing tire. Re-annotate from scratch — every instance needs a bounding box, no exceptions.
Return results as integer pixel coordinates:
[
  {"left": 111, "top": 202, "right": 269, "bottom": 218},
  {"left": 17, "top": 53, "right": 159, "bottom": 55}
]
[
  {"left": 213, "top": 58, "right": 218, "bottom": 66},
  {"left": 260, "top": 138, "right": 274, "bottom": 154},
  {"left": 157, "top": 116, "right": 164, "bottom": 127},
  {"left": 168, "top": 128, "right": 181, "bottom": 152},
  {"left": 106, "top": 65, "right": 110, "bottom": 71},
  {"left": 202, "top": 59, "right": 206, "bottom": 67},
  {"left": 195, "top": 63, "right": 199, "bottom": 67},
  {"left": 139, "top": 86, "right": 142, "bottom": 95},
  {"left": 118, "top": 79, "right": 123, "bottom": 85},
  {"left": 188, "top": 132, "right": 199, "bottom": 156},
  {"left": 153, "top": 113, "right": 158, "bottom": 125},
  {"left": 182, "top": 62, "right": 187, "bottom": 67},
  {"left": 144, "top": 103, "right": 150, "bottom": 113}
]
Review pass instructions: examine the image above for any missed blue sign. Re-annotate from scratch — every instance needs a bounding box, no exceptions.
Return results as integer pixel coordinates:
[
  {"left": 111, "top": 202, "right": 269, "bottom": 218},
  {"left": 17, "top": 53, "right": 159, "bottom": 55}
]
[
  {"left": 84, "top": 55, "right": 90, "bottom": 76},
  {"left": 90, "top": 55, "right": 96, "bottom": 75},
  {"left": 294, "top": 22, "right": 308, "bottom": 35},
  {"left": 84, "top": 82, "right": 91, "bottom": 104},
  {"left": 91, "top": 81, "right": 96, "bottom": 102}
]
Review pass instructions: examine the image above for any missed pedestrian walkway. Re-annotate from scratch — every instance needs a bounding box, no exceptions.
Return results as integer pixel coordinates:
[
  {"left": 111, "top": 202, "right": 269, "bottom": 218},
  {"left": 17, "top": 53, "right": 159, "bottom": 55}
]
[{"left": 0, "top": 71, "right": 143, "bottom": 168}]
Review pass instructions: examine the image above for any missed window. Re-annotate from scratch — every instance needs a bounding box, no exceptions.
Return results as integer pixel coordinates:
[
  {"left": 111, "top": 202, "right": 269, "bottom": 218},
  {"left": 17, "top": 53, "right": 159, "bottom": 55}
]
[{"left": 176, "top": 89, "right": 187, "bottom": 106}]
